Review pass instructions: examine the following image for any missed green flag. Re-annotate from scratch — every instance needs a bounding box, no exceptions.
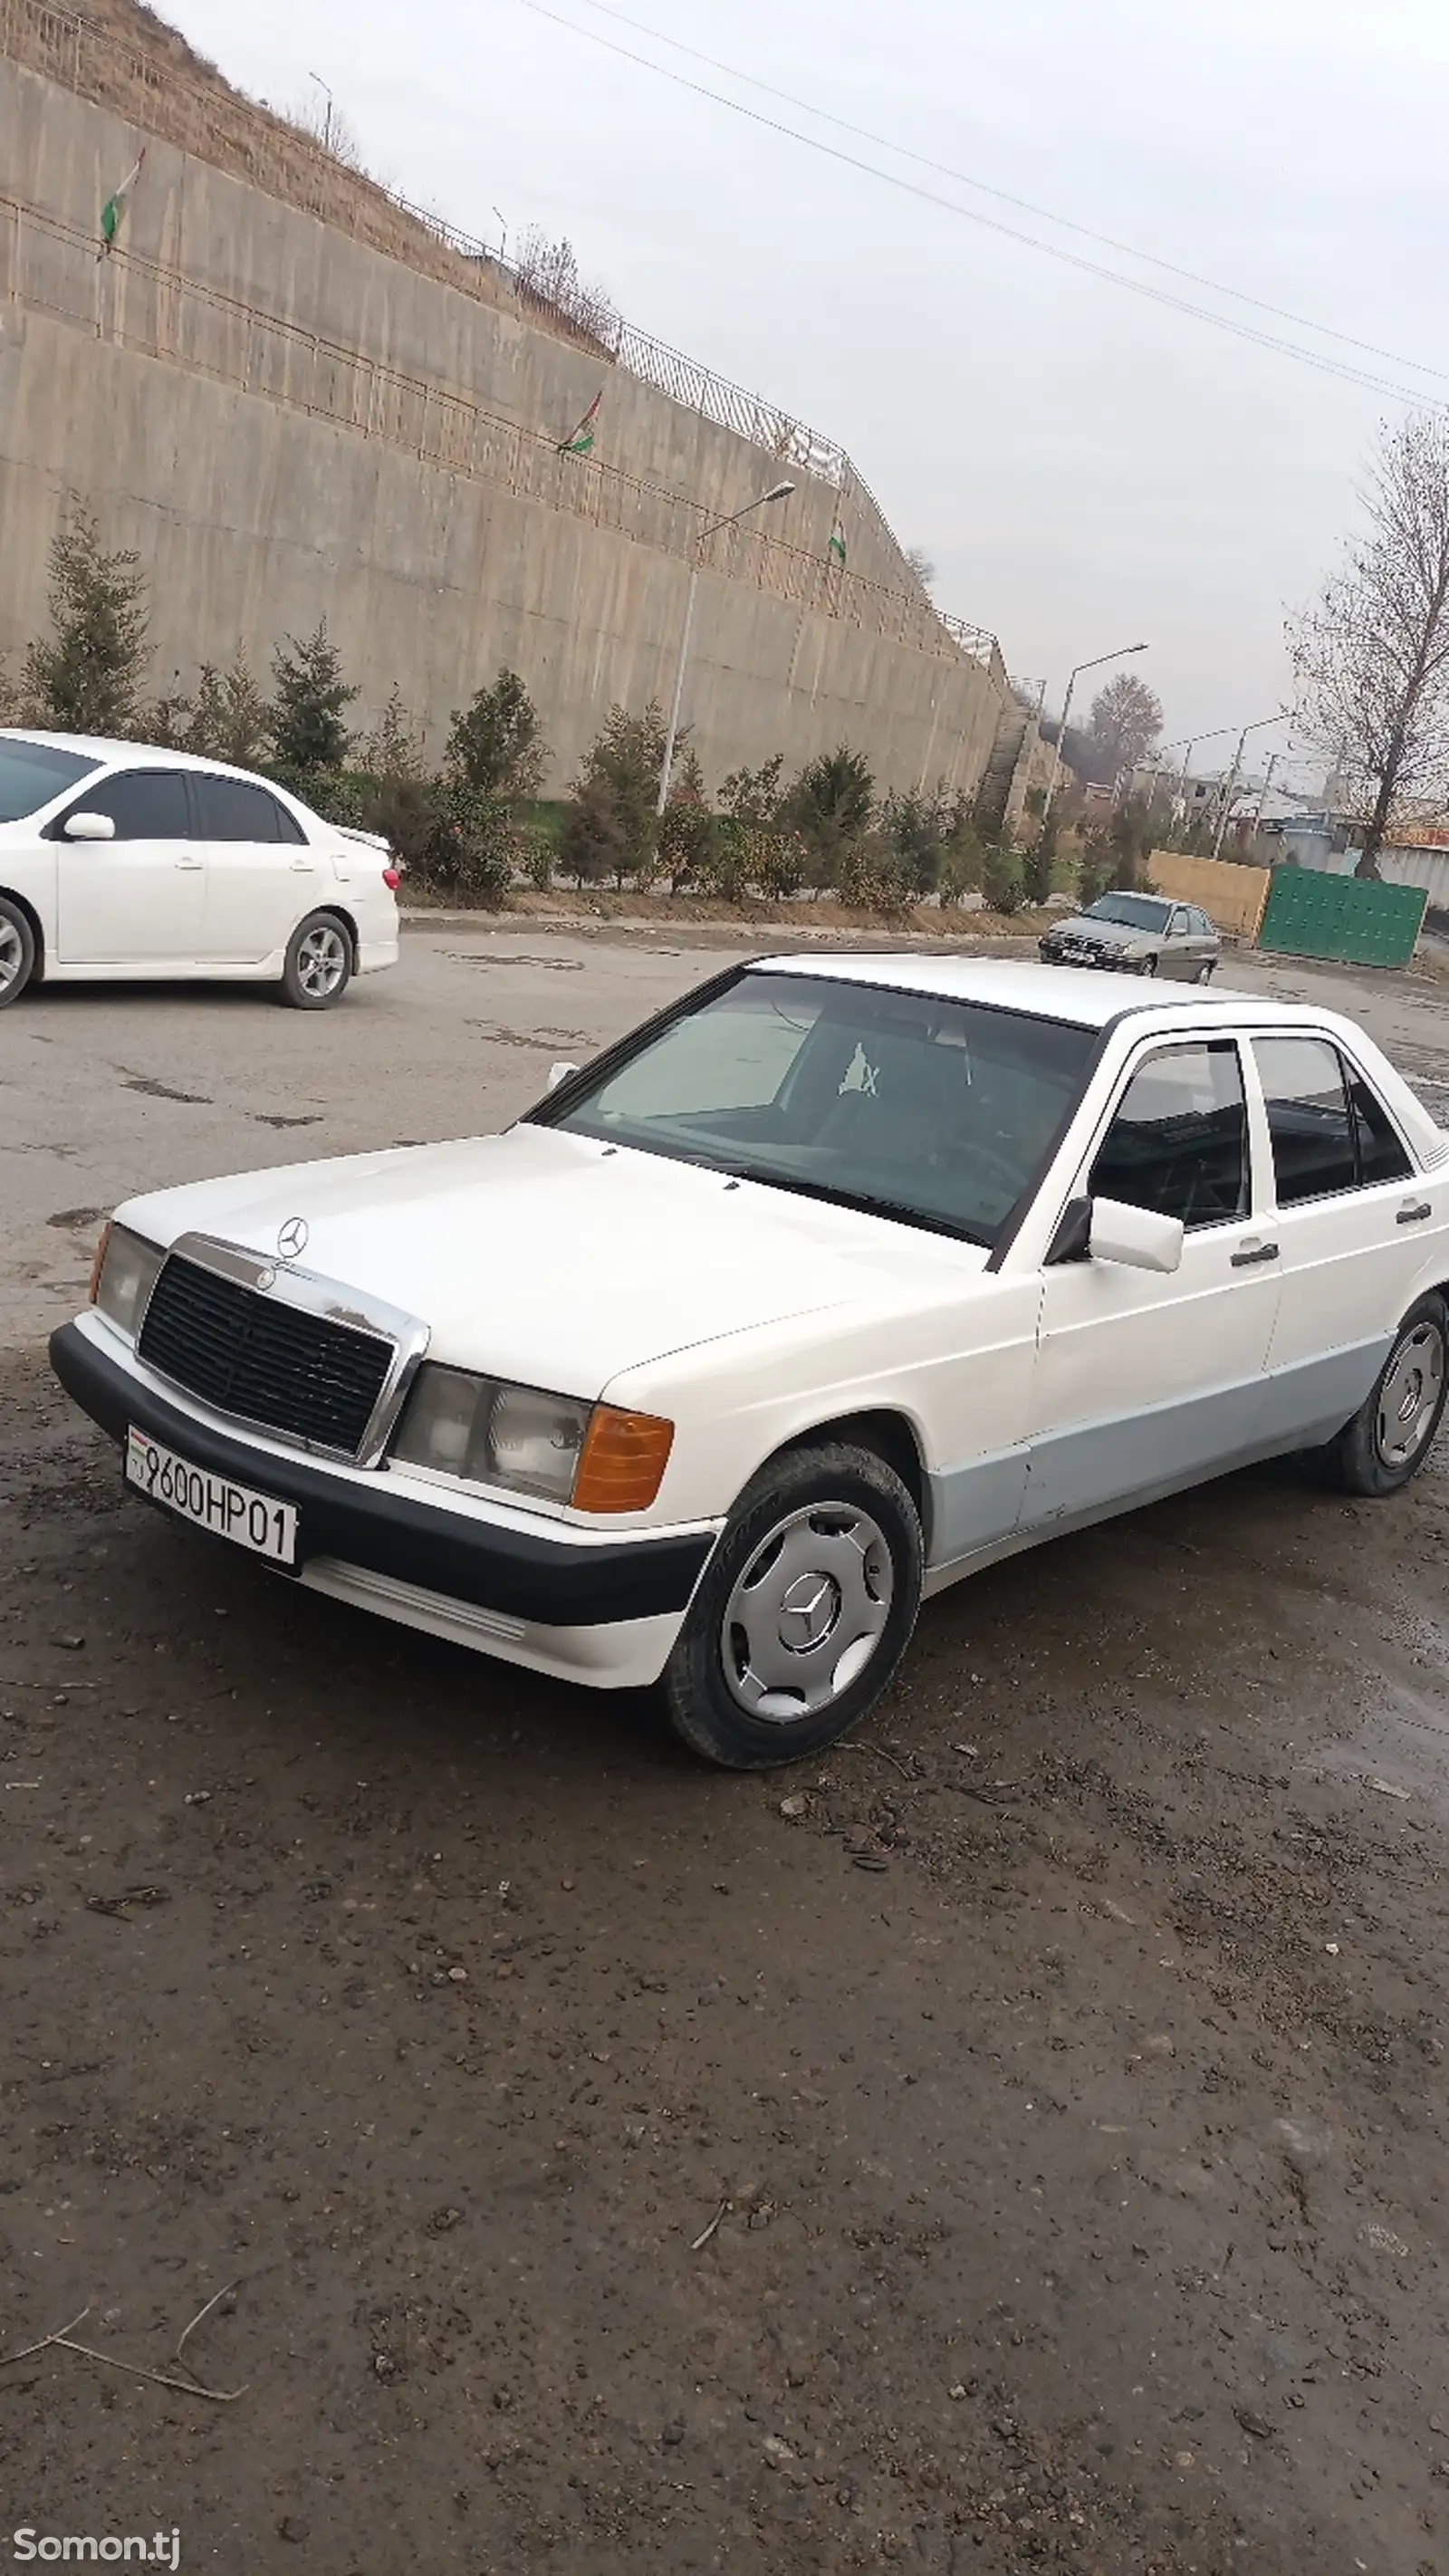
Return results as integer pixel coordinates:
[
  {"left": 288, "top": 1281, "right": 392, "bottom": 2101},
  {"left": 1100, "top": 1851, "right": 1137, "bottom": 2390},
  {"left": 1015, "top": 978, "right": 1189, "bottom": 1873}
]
[
  {"left": 829, "top": 520, "right": 847, "bottom": 566},
  {"left": 100, "top": 150, "right": 144, "bottom": 254},
  {"left": 557, "top": 389, "right": 602, "bottom": 457}
]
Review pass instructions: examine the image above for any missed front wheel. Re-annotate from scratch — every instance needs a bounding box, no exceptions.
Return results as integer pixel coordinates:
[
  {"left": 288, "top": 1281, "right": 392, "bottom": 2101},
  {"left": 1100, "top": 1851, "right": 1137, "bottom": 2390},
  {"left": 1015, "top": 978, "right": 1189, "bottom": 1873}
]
[
  {"left": 1323, "top": 1293, "right": 1448, "bottom": 1495},
  {"left": 0, "top": 898, "right": 36, "bottom": 1007},
  {"left": 280, "top": 911, "right": 352, "bottom": 1009},
  {"left": 1194, "top": 960, "right": 1215, "bottom": 985},
  {"left": 662, "top": 1441, "right": 924, "bottom": 1769}
]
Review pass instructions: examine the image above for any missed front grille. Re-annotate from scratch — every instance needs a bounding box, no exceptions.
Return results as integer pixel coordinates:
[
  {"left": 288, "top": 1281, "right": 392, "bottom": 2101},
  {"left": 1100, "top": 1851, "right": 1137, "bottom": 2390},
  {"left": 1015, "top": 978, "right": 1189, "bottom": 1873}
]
[{"left": 139, "top": 1254, "right": 394, "bottom": 1455}]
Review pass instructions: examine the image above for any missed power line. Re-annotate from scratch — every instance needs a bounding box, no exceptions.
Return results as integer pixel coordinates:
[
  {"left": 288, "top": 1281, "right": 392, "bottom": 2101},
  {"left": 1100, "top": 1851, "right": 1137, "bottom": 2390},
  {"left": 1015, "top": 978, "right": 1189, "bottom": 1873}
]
[
  {"left": 561, "top": 0, "right": 1449, "bottom": 394},
  {"left": 511, "top": 0, "right": 1443, "bottom": 411}
]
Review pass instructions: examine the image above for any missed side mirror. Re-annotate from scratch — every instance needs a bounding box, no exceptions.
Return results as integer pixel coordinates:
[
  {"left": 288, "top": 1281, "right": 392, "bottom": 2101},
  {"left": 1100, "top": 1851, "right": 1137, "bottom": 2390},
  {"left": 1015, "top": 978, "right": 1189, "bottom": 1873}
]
[
  {"left": 63, "top": 811, "right": 116, "bottom": 842},
  {"left": 1089, "top": 1195, "right": 1184, "bottom": 1274},
  {"left": 547, "top": 1062, "right": 581, "bottom": 1092}
]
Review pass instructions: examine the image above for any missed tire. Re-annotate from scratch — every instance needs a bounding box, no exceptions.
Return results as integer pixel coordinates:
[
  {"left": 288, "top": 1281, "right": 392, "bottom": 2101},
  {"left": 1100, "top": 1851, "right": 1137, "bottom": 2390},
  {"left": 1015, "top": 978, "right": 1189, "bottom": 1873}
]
[
  {"left": 0, "top": 898, "right": 36, "bottom": 1008},
  {"left": 1323, "top": 1293, "right": 1448, "bottom": 1495},
  {"left": 661, "top": 1440, "right": 924, "bottom": 1770},
  {"left": 280, "top": 911, "right": 352, "bottom": 1009},
  {"left": 1141, "top": 955, "right": 1158, "bottom": 977},
  {"left": 1194, "top": 961, "right": 1215, "bottom": 985}
]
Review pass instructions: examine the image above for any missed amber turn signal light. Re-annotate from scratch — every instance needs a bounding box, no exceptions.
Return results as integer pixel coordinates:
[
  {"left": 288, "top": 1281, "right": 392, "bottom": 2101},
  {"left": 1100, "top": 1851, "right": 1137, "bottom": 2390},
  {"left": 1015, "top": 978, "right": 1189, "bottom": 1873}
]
[
  {"left": 571, "top": 1407, "right": 674, "bottom": 1514},
  {"left": 88, "top": 1219, "right": 112, "bottom": 1303}
]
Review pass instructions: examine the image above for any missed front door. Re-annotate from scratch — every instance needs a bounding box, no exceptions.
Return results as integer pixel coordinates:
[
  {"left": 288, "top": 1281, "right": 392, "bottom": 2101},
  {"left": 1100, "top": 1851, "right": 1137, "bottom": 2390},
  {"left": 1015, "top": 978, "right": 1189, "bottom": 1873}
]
[
  {"left": 1250, "top": 1033, "right": 1449, "bottom": 1444},
  {"left": 191, "top": 772, "right": 320, "bottom": 963},
  {"left": 54, "top": 769, "right": 204, "bottom": 964},
  {"left": 1023, "top": 1036, "right": 1281, "bottom": 1527}
]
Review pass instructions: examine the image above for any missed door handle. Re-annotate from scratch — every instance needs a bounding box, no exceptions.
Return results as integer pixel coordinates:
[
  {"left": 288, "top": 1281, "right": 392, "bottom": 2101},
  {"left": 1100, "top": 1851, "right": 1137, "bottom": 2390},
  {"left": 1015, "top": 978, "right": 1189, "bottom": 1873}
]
[
  {"left": 1231, "top": 1239, "right": 1280, "bottom": 1267},
  {"left": 174, "top": 854, "right": 204, "bottom": 870},
  {"left": 291, "top": 858, "right": 318, "bottom": 871},
  {"left": 1397, "top": 1202, "right": 1433, "bottom": 1225}
]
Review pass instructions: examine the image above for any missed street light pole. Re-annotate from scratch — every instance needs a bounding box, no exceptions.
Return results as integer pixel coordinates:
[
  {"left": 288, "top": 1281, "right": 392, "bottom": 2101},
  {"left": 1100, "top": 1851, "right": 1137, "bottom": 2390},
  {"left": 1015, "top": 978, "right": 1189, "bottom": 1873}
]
[
  {"left": 1211, "top": 716, "right": 1284, "bottom": 860},
  {"left": 657, "top": 482, "right": 794, "bottom": 813},
  {"left": 1041, "top": 641, "right": 1149, "bottom": 825},
  {"left": 307, "top": 71, "right": 335, "bottom": 154}
]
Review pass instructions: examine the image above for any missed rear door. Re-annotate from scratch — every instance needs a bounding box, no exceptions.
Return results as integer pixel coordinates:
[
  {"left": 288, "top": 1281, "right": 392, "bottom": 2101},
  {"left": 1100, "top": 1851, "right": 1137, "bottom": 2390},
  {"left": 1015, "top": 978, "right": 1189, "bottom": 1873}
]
[
  {"left": 1022, "top": 1034, "right": 1282, "bottom": 1525},
  {"left": 1250, "top": 1033, "right": 1446, "bottom": 1441},
  {"left": 190, "top": 774, "right": 318, "bottom": 962},
  {"left": 52, "top": 769, "right": 203, "bottom": 963}
]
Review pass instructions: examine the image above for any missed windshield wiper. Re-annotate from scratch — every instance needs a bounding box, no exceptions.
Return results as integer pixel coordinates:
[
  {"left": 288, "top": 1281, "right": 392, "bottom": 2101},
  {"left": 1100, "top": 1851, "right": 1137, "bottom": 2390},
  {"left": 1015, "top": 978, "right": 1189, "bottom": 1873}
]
[{"left": 713, "top": 1162, "right": 990, "bottom": 1245}]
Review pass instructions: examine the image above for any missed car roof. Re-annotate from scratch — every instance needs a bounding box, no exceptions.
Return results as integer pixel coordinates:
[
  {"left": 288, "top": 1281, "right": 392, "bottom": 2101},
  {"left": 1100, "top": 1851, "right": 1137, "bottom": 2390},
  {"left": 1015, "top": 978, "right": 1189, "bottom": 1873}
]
[
  {"left": 1, "top": 728, "right": 286, "bottom": 789},
  {"left": 750, "top": 951, "right": 1296, "bottom": 1031}
]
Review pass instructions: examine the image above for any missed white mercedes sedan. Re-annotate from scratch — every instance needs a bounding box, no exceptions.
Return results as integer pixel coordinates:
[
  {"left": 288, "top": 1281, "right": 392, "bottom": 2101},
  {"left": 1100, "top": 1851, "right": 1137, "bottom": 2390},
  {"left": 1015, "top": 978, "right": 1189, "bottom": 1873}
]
[
  {"left": 51, "top": 956, "right": 1449, "bottom": 1767},
  {"left": 0, "top": 731, "right": 400, "bottom": 1007}
]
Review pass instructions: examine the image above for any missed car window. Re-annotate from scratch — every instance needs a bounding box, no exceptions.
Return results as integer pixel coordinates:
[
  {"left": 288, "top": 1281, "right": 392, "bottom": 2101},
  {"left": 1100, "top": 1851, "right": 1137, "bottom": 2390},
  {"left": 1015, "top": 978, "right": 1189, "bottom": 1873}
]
[
  {"left": 1348, "top": 1070, "right": 1413, "bottom": 1184},
  {"left": 1085, "top": 895, "right": 1171, "bottom": 931},
  {"left": 1191, "top": 908, "right": 1214, "bottom": 936},
  {"left": 191, "top": 774, "right": 306, "bottom": 843},
  {"left": 1253, "top": 1036, "right": 1365, "bottom": 1202},
  {"left": 1089, "top": 1041, "right": 1249, "bottom": 1229},
  {"left": 1167, "top": 908, "right": 1188, "bottom": 936},
  {"left": 538, "top": 970, "right": 1096, "bottom": 1248},
  {"left": 0, "top": 740, "right": 101, "bottom": 821},
  {"left": 54, "top": 769, "right": 190, "bottom": 841}
]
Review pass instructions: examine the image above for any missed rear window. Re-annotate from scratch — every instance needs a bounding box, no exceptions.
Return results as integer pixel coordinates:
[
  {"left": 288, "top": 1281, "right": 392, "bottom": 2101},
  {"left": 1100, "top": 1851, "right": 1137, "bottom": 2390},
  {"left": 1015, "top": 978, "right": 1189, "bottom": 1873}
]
[
  {"left": 191, "top": 774, "right": 306, "bottom": 843},
  {"left": 0, "top": 739, "right": 101, "bottom": 822}
]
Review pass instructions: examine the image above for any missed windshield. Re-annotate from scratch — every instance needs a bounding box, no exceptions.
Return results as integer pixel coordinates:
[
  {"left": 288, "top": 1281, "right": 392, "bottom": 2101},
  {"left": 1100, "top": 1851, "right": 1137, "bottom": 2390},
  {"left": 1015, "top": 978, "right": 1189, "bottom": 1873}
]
[
  {"left": 1085, "top": 894, "right": 1171, "bottom": 930},
  {"left": 533, "top": 971, "right": 1095, "bottom": 1246},
  {"left": 0, "top": 739, "right": 101, "bottom": 822}
]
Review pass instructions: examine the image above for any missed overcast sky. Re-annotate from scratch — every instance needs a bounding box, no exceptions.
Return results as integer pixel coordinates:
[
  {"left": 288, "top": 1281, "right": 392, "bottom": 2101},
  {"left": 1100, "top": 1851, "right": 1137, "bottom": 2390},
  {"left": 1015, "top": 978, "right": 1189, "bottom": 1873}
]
[{"left": 173, "top": 0, "right": 1448, "bottom": 774}]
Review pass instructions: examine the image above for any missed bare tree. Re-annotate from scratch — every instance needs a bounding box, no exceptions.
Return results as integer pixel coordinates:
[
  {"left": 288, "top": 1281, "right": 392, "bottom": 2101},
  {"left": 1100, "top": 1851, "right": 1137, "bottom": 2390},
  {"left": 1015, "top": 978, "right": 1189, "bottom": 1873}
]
[
  {"left": 513, "top": 228, "right": 619, "bottom": 351},
  {"left": 1083, "top": 673, "right": 1162, "bottom": 788},
  {"left": 1291, "top": 412, "right": 1449, "bottom": 877},
  {"left": 903, "top": 546, "right": 936, "bottom": 591}
]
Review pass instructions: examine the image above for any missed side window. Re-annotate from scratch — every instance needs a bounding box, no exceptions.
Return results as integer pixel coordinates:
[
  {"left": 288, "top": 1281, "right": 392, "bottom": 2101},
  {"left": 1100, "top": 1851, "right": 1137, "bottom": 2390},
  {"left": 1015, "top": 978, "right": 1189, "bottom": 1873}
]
[
  {"left": 1167, "top": 908, "right": 1189, "bottom": 937},
  {"left": 1089, "top": 1041, "right": 1249, "bottom": 1229},
  {"left": 1348, "top": 1069, "right": 1413, "bottom": 1185},
  {"left": 1254, "top": 1037, "right": 1358, "bottom": 1202},
  {"left": 1191, "top": 908, "right": 1213, "bottom": 936},
  {"left": 54, "top": 770, "right": 190, "bottom": 841},
  {"left": 191, "top": 775, "right": 306, "bottom": 843}
]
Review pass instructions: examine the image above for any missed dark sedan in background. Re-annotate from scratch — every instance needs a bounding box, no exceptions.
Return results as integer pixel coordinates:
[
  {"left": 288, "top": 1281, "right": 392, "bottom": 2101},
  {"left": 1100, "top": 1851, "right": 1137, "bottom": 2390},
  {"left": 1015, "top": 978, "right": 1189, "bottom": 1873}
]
[{"left": 1039, "top": 892, "right": 1221, "bottom": 981}]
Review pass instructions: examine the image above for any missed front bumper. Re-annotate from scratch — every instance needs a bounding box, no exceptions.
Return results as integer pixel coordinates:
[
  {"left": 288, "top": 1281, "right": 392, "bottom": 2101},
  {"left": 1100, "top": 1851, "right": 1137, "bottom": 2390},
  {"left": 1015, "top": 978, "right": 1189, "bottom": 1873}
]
[{"left": 50, "top": 1319, "right": 715, "bottom": 1688}]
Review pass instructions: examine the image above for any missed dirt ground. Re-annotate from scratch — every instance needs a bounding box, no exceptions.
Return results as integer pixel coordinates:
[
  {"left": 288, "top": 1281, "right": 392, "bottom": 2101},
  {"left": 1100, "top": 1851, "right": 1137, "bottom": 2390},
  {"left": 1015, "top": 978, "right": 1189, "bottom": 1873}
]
[{"left": 4, "top": 928, "right": 1449, "bottom": 2573}]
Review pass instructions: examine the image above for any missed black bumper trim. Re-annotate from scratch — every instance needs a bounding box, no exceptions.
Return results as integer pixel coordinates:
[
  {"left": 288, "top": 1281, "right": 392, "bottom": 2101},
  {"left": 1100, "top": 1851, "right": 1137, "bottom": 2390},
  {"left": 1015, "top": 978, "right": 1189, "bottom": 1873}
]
[{"left": 50, "top": 1322, "right": 714, "bottom": 1629}]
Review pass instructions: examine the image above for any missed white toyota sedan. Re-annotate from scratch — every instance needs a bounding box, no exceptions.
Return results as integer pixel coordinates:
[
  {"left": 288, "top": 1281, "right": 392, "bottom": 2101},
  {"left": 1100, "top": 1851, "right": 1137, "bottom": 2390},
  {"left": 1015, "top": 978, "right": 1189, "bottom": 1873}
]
[
  {"left": 0, "top": 730, "right": 400, "bottom": 1007},
  {"left": 51, "top": 955, "right": 1449, "bottom": 1768}
]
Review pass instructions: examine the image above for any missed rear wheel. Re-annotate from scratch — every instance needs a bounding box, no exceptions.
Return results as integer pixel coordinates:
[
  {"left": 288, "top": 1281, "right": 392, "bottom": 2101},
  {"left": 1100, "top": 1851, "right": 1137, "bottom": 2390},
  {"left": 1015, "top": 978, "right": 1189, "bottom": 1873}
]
[
  {"left": 1194, "top": 960, "right": 1215, "bottom": 985},
  {"left": 662, "top": 1441, "right": 924, "bottom": 1769},
  {"left": 0, "top": 899, "right": 36, "bottom": 1007},
  {"left": 1323, "top": 1293, "right": 1448, "bottom": 1495},
  {"left": 280, "top": 911, "right": 352, "bottom": 1008}
]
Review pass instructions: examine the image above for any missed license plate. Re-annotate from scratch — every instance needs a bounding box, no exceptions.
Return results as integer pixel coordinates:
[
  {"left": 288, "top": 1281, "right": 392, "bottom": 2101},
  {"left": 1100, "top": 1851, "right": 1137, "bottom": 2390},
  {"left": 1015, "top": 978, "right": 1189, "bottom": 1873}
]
[{"left": 125, "top": 1427, "right": 298, "bottom": 1566}]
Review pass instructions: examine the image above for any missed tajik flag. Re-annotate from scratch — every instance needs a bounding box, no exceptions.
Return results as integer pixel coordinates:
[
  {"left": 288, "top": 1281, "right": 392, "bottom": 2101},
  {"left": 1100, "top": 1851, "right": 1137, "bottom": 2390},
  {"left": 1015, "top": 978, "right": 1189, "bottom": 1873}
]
[
  {"left": 828, "top": 519, "right": 847, "bottom": 566},
  {"left": 100, "top": 149, "right": 145, "bottom": 254},
  {"left": 557, "top": 389, "right": 602, "bottom": 457}
]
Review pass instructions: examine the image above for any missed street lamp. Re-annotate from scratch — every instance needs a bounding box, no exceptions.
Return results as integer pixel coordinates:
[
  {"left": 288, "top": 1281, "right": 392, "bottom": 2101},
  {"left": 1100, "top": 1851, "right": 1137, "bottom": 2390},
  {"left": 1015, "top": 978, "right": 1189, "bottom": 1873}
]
[
  {"left": 657, "top": 483, "right": 795, "bottom": 813},
  {"left": 1211, "top": 715, "right": 1286, "bottom": 860},
  {"left": 307, "top": 71, "right": 336, "bottom": 155},
  {"left": 1041, "top": 642, "right": 1149, "bottom": 824}
]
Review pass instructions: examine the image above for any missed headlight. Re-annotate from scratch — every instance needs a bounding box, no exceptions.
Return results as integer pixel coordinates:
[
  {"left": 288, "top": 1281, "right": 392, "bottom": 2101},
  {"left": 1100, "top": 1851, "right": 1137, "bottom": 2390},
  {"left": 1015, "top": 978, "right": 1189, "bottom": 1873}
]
[
  {"left": 392, "top": 1365, "right": 590, "bottom": 1503},
  {"left": 91, "top": 1223, "right": 165, "bottom": 1341},
  {"left": 391, "top": 1365, "right": 674, "bottom": 1510}
]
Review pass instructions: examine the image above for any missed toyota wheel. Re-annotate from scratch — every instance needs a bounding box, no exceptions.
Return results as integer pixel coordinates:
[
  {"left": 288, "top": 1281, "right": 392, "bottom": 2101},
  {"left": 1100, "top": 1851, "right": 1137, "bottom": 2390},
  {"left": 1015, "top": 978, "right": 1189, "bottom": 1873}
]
[{"left": 280, "top": 911, "right": 353, "bottom": 1008}]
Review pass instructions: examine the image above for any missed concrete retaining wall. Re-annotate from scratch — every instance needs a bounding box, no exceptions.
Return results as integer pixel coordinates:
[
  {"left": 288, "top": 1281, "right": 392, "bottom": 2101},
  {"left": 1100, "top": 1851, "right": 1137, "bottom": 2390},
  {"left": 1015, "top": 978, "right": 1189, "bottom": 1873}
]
[{"left": 0, "top": 56, "right": 1008, "bottom": 796}]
